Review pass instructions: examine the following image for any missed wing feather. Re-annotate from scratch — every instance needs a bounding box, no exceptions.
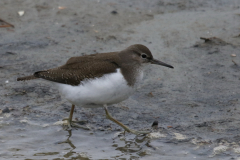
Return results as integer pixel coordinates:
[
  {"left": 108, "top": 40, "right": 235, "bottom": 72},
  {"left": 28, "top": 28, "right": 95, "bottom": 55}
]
[{"left": 34, "top": 60, "right": 119, "bottom": 86}]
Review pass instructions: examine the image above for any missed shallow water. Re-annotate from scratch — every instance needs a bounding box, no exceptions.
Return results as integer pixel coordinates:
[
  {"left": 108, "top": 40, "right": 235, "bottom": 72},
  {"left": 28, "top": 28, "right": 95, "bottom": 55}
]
[{"left": 0, "top": 119, "right": 211, "bottom": 159}]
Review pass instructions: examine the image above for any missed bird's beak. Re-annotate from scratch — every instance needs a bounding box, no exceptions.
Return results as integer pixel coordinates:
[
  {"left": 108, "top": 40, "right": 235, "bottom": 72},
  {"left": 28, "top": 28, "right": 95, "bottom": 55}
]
[{"left": 150, "top": 59, "right": 174, "bottom": 69}]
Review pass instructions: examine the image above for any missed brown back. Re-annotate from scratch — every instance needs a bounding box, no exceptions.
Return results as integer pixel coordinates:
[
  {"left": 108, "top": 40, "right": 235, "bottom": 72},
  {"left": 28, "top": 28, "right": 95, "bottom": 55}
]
[{"left": 33, "top": 52, "right": 121, "bottom": 86}]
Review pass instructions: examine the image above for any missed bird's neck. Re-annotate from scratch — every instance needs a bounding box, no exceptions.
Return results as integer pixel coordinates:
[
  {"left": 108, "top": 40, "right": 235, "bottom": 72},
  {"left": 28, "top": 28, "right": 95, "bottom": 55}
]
[{"left": 120, "top": 64, "right": 143, "bottom": 87}]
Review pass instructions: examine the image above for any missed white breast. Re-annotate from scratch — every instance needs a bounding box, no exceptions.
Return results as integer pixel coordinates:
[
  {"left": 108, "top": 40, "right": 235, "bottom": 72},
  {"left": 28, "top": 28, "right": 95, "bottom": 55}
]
[{"left": 56, "top": 69, "right": 143, "bottom": 106}]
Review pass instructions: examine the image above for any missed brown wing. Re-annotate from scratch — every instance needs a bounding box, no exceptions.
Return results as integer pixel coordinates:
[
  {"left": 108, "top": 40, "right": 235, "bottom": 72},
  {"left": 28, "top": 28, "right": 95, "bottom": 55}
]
[
  {"left": 33, "top": 60, "right": 119, "bottom": 86},
  {"left": 65, "top": 52, "right": 118, "bottom": 65}
]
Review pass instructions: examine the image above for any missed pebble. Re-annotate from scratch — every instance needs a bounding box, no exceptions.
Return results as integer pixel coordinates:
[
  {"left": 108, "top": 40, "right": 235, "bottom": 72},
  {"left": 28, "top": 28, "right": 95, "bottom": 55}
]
[
  {"left": 151, "top": 121, "right": 158, "bottom": 128},
  {"left": 2, "top": 107, "right": 10, "bottom": 113},
  {"left": 18, "top": 11, "right": 24, "bottom": 16},
  {"left": 111, "top": 10, "right": 118, "bottom": 15}
]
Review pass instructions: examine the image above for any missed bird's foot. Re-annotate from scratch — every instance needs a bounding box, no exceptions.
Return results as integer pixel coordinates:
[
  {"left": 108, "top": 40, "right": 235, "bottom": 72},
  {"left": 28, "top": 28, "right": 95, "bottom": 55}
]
[
  {"left": 104, "top": 106, "right": 150, "bottom": 136},
  {"left": 62, "top": 118, "right": 90, "bottom": 130}
]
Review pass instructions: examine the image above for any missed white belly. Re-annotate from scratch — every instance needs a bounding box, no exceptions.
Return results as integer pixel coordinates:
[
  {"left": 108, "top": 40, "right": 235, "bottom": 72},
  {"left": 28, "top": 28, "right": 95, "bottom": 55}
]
[{"left": 56, "top": 69, "right": 143, "bottom": 106}]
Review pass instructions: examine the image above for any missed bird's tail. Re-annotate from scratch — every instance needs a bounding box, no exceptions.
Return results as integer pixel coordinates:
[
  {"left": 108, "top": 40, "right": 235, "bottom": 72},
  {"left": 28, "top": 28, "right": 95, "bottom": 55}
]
[{"left": 17, "top": 75, "right": 38, "bottom": 81}]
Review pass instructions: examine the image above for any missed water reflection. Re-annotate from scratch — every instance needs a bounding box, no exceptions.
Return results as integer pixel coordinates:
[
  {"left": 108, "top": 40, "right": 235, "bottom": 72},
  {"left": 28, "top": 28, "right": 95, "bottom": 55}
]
[
  {"left": 58, "top": 130, "right": 153, "bottom": 159},
  {"left": 111, "top": 133, "right": 155, "bottom": 159},
  {"left": 57, "top": 130, "right": 90, "bottom": 160},
  {"left": 58, "top": 130, "right": 76, "bottom": 149}
]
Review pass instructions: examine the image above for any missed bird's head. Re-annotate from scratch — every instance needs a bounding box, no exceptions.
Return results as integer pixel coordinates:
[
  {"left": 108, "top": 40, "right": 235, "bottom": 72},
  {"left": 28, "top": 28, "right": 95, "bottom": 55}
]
[{"left": 120, "top": 44, "right": 174, "bottom": 69}]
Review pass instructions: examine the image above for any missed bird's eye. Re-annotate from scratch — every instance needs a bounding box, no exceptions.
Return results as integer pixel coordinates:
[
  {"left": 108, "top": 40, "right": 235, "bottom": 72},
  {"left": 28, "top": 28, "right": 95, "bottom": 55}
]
[{"left": 141, "top": 54, "right": 147, "bottom": 59}]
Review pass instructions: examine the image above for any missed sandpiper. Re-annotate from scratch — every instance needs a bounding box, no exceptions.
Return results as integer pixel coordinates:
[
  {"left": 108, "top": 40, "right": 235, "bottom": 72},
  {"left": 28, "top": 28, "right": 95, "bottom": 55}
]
[{"left": 17, "top": 44, "right": 173, "bottom": 135}]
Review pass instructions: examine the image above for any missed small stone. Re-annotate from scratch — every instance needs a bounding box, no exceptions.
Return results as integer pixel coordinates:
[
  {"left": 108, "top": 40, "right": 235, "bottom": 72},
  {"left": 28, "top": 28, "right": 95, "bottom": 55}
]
[
  {"left": 111, "top": 10, "right": 118, "bottom": 15},
  {"left": 151, "top": 121, "right": 158, "bottom": 128},
  {"left": 2, "top": 107, "right": 10, "bottom": 113},
  {"left": 18, "top": 11, "right": 24, "bottom": 16},
  {"left": 20, "top": 119, "right": 28, "bottom": 123},
  {"left": 98, "top": 127, "right": 105, "bottom": 131},
  {"left": 231, "top": 54, "right": 236, "bottom": 57}
]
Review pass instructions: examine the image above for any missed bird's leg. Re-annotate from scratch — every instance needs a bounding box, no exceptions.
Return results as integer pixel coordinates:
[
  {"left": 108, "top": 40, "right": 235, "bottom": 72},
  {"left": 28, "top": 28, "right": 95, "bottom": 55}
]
[
  {"left": 103, "top": 105, "right": 150, "bottom": 135},
  {"left": 62, "top": 104, "right": 89, "bottom": 130}
]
